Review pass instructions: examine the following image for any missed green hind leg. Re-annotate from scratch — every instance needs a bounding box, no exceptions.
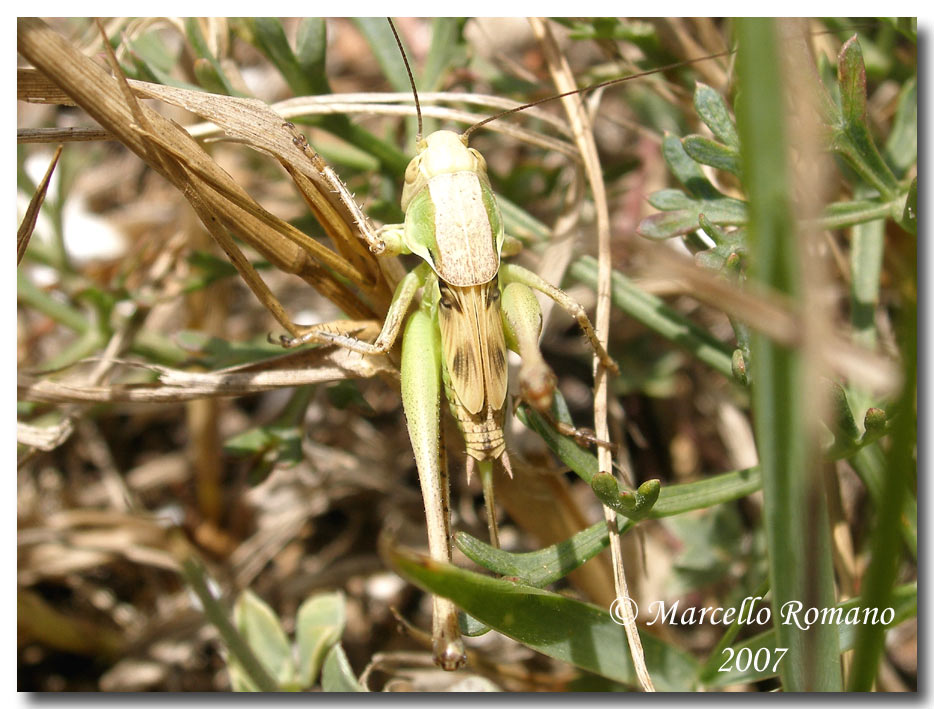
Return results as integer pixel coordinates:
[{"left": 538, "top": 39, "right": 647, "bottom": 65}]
[{"left": 400, "top": 306, "right": 466, "bottom": 671}]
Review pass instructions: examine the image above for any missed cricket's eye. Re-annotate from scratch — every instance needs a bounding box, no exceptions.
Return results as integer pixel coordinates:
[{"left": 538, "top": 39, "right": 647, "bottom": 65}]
[
  {"left": 487, "top": 282, "right": 500, "bottom": 303},
  {"left": 469, "top": 148, "right": 487, "bottom": 172},
  {"left": 438, "top": 284, "right": 453, "bottom": 309},
  {"left": 405, "top": 156, "right": 420, "bottom": 184}
]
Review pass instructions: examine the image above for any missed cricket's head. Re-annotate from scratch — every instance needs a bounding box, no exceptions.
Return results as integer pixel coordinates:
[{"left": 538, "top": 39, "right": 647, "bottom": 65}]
[{"left": 400, "top": 130, "right": 489, "bottom": 211}]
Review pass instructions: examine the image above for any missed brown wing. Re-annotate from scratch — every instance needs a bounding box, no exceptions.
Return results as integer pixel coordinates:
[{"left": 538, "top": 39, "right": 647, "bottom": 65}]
[{"left": 438, "top": 280, "right": 507, "bottom": 415}]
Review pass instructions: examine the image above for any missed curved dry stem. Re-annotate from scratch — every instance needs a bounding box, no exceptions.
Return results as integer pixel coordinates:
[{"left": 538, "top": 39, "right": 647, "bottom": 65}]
[
  {"left": 195, "top": 99, "right": 579, "bottom": 161},
  {"left": 530, "top": 17, "right": 655, "bottom": 693}
]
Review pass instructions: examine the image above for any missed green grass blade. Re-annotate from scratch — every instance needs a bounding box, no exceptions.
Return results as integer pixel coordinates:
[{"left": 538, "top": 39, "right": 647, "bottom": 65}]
[
  {"left": 734, "top": 18, "right": 841, "bottom": 691},
  {"left": 421, "top": 18, "right": 466, "bottom": 92}
]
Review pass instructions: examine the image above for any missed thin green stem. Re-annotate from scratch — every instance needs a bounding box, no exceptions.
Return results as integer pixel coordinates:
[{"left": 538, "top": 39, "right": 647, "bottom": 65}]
[
  {"left": 848, "top": 280, "right": 916, "bottom": 690},
  {"left": 18, "top": 270, "right": 89, "bottom": 334},
  {"left": 180, "top": 555, "right": 280, "bottom": 692}
]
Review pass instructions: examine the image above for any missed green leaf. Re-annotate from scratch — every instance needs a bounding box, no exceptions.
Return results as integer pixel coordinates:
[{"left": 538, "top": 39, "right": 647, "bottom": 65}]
[
  {"left": 326, "top": 380, "right": 374, "bottom": 413},
  {"left": 295, "top": 591, "right": 346, "bottom": 688},
  {"left": 698, "top": 213, "right": 735, "bottom": 246},
  {"left": 183, "top": 250, "right": 238, "bottom": 292},
  {"left": 883, "top": 76, "right": 917, "bottom": 178},
  {"left": 639, "top": 198, "right": 748, "bottom": 240},
  {"left": 650, "top": 467, "right": 761, "bottom": 518},
  {"left": 458, "top": 611, "right": 492, "bottom": 637},
  {"left": 819, "top": 198, "right": 896, "bottom": 231},
  {"left": 591, "top": 475, "right": 660, "bottom": 520},
  {"left": 387, "top": 545, "right": 699, "bottom": 691},
  {"left": 126, "top": 29, "right": 175, "bottom": 76},
  {"left": 827, "top": 380, "right": 861, "bottom": 443},
  {"left": 682, "top": 135, "right": 741, "bottom": 177},
  {"left": 224, "top": 425, "right": 302, "bottom": 466},
  {"left": 693, "top": 82, "right": 739, "bottom": 148},
  {"left": 670, "top": 506, "right": 750, "bottom": 592},
  {"left": 639, "top": 137, "right": 748, "bottom": 239},
  {"left": 235, "top": 18, "right": 407, "bottom": 178},
  {"left": 124, "top": 31, "right": 205, "bottom": 91},
  {"left": 234, "top": 590, "right": 295, "bottom": 688},
  {"left": 248, "top": 18, "right": 314, "bottom": 97},
  {"left": 184, "top": 18, "right": 238, "bottom": 96},
  {"left": 831, "top": 36, "right": 899, "bottom": 198},
  {"left": 459, "top": 464, "right": 761, "bottom": 585},
  {"left": 295, "top": 19, "right": 328, "bottom": 93},
  {"left": 321, "top": 644, "right": 365, "bottom": 692},
  {"left": 662, "top": 133, "right": 721, "bottom": 200},
  {"left": 353, "top": 18, "right": 412, "bottom": 93},
  {"left": 455, "top": 517, "right": 629, "bottom": 588},
  {"left": 838, "top": 35, "right": 868, "bottom": 128},
  {"left": 647, "top": 188, "right": 694, "bottom": 211},
  {"left": 175, "top": 331, "right": 285, "bottom": 369},
  {"left": 900, "top": 178, "right": 917, "bottom": 235},
  {"left": 638, "top": 209, "right": 704, "bottom": 240}
]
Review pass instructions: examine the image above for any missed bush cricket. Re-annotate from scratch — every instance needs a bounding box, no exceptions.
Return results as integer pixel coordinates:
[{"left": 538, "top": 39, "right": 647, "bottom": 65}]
[{"left": 274, "top": 19, "right": 652, "bottom": 669}]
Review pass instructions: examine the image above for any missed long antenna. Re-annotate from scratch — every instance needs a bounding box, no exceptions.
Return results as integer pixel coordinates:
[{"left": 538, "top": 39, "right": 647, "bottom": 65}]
[
  {"left": 462, "top": 48, "right": 735, "bottom": 143},
  {"left": 387, "top": 18, "right": 423, "bottom": 143}
]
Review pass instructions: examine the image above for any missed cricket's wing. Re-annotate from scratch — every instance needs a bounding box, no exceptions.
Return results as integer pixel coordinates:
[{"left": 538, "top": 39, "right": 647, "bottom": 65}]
[{"left": 437, "top": 280, "right": 508, "bottom": 416}]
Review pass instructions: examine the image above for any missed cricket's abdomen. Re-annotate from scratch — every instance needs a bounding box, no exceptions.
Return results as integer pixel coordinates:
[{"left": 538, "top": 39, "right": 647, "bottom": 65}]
[{"left": 441, "top": 362, "right": 507, "bottom": 462}]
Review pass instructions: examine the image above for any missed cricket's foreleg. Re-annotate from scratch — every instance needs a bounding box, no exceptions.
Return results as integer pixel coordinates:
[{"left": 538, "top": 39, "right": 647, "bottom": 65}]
[
  {"left": 500, "top": 263, "right": 619, "bottom": 375},
  {"left": 375, "top": 224, "right": 409, "bottom": 256},
  {"left": 501, "top": 281, "right": 618, "bottom": 453},
  {"left": 400, "top": 308, "right": 466, "bottom": 671},
  {"left": 278, "top": 264, "right": 425, "bottom": 353}
]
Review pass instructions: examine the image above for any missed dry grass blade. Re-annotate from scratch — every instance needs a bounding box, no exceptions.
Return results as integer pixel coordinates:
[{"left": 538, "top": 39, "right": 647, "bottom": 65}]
[
  {"left": 18, "top": 335, "right": 396, "bottom": 404},
  {"left": 639, "top": 243, "right": 900, "bottom": 395},
  {"left": 18, "top": 127, "right": 111, "bottom": 143},
  {"left": 125, "top": 80, "right": 389, "bottom": 275},
  {"left": 16, "top": 419, "right": 74, "bottom": 451},
  {"left": 18, "top": 589, "right": 125, "bottom": 660},
  {"left": 17, "top": 18, "right": 379, "bottom": 326},
  {"left": 21, "top": 59, "right": 393, "bottom": 272},
  {"left": 17, "top": 144, "right": 62, "bottom": 264},
  {"left": 17, "top": 67, "right": 76, "bottom": 104}
]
